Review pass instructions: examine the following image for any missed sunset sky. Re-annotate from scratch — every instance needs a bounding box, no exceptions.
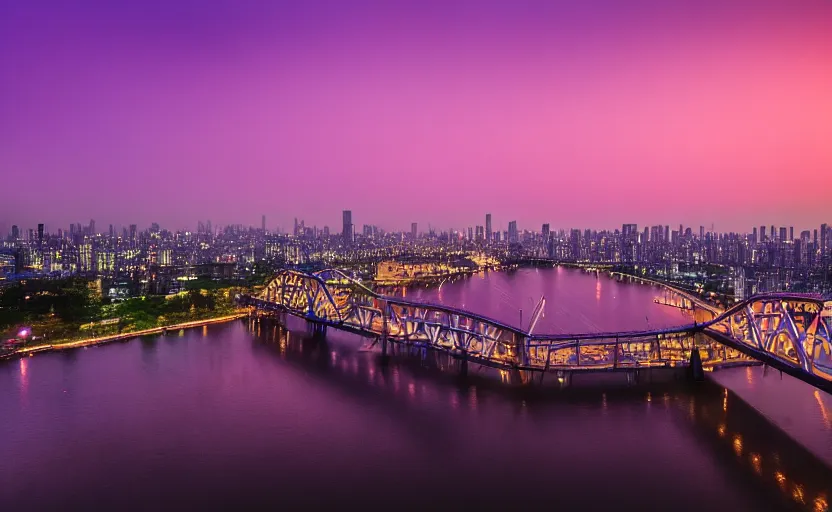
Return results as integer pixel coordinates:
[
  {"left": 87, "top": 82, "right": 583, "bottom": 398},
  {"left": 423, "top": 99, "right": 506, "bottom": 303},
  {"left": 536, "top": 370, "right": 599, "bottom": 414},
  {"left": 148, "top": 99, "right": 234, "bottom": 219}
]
[{"left": 1, "top": 0, "right": 831, "bottom": 233}]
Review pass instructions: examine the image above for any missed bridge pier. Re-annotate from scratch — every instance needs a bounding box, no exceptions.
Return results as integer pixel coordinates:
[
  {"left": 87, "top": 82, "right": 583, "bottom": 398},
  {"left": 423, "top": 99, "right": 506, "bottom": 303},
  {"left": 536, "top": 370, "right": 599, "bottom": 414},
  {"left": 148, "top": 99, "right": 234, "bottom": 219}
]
[
  {"left": 379, "top": 298, "right": 390, "bottom": 365},
  {"left": 459, "top": 355, "right": 468, "bottom": 377},
  {"left": 689, "top": 347, "right": 704, "bottom": 381},
  {"left": 379, "top": 334, "right": 389, "bottom": 365},
  {"left": 306, "top": 321, "right": 327, "bottom": 338}
]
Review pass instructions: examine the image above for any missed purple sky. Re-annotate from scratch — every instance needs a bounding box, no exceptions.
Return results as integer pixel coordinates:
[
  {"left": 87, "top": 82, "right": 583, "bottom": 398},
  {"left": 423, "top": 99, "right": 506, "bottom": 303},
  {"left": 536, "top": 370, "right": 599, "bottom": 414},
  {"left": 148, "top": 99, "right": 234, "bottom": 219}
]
[{"left": 1, "top": 0, "right": 831, "bottom": 234}]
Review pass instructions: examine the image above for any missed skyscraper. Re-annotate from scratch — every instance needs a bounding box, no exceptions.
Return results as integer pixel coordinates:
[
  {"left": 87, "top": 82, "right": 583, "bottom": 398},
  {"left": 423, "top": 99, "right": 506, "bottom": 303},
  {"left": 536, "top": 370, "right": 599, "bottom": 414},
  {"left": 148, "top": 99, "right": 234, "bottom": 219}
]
[
  {"left": 11, "top": 225, "right": 18, "bottom": 240},
  {"left": 760, "top": 225, "right": 766, "bottom": 242},
  {"left": 485, "top": 214, "right": 492, "bottom": 242},
  {"left": 37, "top": 223, "right": 44, "bottom": 244},
  {"left": 542, "top": 223, "right": 550, "bottom": 241},
  {"left": 411, "top": 222, "right": 417, "bottom": 239},
  {"left": 508, "top": 220, "right": 518, "bottom": 244},
  {"left": 262, "top": 215, "right": 266, "bottom": 232},
  {"left": 789, "top": 226, "right": 794, "bottom": 242},
  {"left": 342, "top": 210, "right": 353, "bottom": 246}
]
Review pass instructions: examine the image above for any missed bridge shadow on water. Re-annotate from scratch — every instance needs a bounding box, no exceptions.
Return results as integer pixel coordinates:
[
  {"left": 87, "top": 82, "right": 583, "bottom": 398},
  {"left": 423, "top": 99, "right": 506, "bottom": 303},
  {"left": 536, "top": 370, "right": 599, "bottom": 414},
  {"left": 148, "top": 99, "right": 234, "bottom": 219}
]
[{"left": 246, "top": 316, "right": 831, "bottom": 512}]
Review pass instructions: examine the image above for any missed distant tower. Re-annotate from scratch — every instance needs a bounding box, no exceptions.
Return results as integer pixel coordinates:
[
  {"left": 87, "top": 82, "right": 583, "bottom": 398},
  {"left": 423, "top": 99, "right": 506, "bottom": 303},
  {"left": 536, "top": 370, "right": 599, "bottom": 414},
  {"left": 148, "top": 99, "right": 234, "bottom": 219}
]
[
  {"left": 411, "top": 222, "right": 417, "bottom": 240},
  {"left": 11, "top": 225, "right": 19, "bottom": 240},
  {"left": 37, "top": 223, "right": 44, "bottom": 244},
  {"left": 485, "top": 214, "right": 492, "bottom": 242},
  {"left": 508, "top": 221, "right": 518, "bottom": 244},
  {"left": 342, "top": 210, "right": 353, "bottom": 246},
  {"left": 262, "top": 214, "right": 266, "bottom": 232}
]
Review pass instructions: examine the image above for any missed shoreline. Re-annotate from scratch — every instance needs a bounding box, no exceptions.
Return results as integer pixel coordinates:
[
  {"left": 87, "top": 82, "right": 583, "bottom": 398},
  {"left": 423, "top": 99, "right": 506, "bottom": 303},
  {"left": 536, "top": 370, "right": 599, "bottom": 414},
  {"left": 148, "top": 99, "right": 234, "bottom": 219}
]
[{"left": 2, "top": 313, "right": 247, "bottom": 360}]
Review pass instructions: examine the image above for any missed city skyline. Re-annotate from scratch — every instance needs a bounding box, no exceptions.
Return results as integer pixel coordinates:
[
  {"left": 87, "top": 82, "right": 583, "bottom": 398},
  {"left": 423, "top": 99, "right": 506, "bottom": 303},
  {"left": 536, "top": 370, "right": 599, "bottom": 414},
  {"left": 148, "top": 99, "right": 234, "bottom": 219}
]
[
  {"left": 3, "top": 213, "right": 832, "bottom": 238},
  {"left": 2, "top": 0, "right": 831, "bottom": 230}
]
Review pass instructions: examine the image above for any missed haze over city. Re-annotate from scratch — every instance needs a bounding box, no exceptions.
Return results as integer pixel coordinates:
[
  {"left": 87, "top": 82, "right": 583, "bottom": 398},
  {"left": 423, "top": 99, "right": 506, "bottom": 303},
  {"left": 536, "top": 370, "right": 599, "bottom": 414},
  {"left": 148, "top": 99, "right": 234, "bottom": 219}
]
[{"left": 2, "top": 0, "right": 831, "bottom": 231}]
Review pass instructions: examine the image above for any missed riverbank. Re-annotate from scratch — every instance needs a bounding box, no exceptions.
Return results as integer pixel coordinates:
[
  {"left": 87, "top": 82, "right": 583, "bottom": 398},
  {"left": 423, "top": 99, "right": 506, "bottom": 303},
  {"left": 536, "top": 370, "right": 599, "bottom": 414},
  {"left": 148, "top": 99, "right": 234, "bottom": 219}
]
[
  {"left": 605, "top": 270, "right": 723, "bottom": 316},
  {"left": 2, "top": 313, "right": 247, "bottom": 360}
]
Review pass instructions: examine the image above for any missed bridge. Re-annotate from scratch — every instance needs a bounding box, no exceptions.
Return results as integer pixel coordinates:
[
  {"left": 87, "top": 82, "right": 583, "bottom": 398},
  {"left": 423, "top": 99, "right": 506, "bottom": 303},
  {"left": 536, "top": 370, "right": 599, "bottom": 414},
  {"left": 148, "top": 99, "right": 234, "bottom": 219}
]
[{"left": 239, "top": 269, "right": 832, "bottom": 393}]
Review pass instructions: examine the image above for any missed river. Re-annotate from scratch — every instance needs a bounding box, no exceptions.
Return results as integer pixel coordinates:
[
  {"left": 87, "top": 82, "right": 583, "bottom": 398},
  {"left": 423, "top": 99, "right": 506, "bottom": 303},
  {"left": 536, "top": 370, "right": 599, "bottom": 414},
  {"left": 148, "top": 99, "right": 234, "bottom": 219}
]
[{"left": 0, "top": 267, "right": 829, "bottom": 510}]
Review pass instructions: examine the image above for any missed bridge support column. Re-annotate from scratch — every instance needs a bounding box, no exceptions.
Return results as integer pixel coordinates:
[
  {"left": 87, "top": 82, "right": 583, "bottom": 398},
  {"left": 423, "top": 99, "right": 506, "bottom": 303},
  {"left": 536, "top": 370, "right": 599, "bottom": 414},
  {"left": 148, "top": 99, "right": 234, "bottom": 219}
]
[
  {"left": 689, "top": 346, "right": 704, "bottom": 382},
  {"left": 379, "top": 298, "right": 389, "bottom": 365},
  {"left": 307, "top": 321, "right": 326, "bottom": 337},
  {"left": 380, "top": 334, "right": 388, "bottom": 362}
]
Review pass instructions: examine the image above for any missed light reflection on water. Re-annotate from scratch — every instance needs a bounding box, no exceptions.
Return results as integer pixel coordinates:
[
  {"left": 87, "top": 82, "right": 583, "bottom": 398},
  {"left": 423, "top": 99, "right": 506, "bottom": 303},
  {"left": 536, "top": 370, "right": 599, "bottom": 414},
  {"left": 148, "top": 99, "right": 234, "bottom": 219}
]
[{"left": 254, "top": 317, "right": 832, "bottom": 511}]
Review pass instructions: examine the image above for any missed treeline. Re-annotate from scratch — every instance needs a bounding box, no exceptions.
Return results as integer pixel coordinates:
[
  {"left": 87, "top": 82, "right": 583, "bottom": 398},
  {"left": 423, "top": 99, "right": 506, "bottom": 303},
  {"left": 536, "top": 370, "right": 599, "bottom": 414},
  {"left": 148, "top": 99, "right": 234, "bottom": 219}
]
[
  {"left": 0, "top": 278, "right": 243, "bottom": 341},
  {"left": 107, "top": 289, "right": 238, "bottom": 332},
  {"left": 0, "top": 278, "right": 98, "bottom": 330}
]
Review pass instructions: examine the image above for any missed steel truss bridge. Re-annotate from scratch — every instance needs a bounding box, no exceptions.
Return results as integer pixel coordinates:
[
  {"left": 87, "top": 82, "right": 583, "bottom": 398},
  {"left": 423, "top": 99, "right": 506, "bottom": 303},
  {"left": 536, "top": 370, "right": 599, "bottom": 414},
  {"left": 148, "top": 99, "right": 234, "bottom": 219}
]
[{"left": 239, "top": 269, "right": 832, "bottom": 393}]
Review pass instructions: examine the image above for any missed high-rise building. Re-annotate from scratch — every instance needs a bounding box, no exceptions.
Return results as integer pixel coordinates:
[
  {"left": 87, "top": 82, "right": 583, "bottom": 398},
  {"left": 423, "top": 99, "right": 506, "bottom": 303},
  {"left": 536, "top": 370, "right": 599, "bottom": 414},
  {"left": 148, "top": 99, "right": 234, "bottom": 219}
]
[
  {"left": 700, "top": 226, "right": 705, "bottom": 240},
  {"left": 760, "top": 225, "right": 766, "bottom": 242},
  {"left": 89, "top": 219, "right": 95, "bottom": 236},
  {"left": 411, "top": 222, "right": 417, "bottom": 239},
  {"left": 508, "top": 221, "right": 518, "bottom": 244},
  {"left": 542, "top": 224, "right": 550, "bottom": 241},
  {"left": 771, "top": 225, "right": 776, "bottom": 242},
  {"left": 779, "top": 227, "right": 787, "bottom": 243},
  {"left": 485, "top": 214, "right": 492, "bottom": 242},
  {"left": 822, "top": 223, "right": 828, "bottom": 263},
  {"left": 262, "top": 215, "right": 266, "bottom": 232},
  {"left": 752, "top": 227, "right": 758, "bottom": 244},
  {"left": 109, "top": 224, "right": 114, "bottom": 238},
  {"left": 11, "top": 225, "right": 19, "bottom": 240},
  {"left": 79, "top": 243, "right": 93, "bottom": 272},
  {"left": 342, "top": 210, "right": 353, "bottom": 246},
  {"left": 129, "top": 224, "right": 137, "bottom": 241},
  {"left": 37, "top": 223, "right": 44, "bottom": 244},
  {"left": 789, "top": 226, "right": 794, "bottom": 242}
]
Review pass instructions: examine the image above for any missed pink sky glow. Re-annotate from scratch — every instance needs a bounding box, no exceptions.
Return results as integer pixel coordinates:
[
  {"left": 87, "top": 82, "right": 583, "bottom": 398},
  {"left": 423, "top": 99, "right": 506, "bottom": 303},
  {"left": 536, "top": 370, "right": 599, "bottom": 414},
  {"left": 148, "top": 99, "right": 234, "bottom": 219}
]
[{"left": 1, "top": 0, "right": 831, "bottom": 233}]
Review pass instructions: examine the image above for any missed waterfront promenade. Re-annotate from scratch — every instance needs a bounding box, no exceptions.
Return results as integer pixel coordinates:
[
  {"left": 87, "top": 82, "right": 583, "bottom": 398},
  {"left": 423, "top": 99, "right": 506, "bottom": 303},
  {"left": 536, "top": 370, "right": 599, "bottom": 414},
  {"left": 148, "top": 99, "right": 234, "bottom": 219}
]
[{"left": 3, "top": 313, "right": 247, "bottom": 359}]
